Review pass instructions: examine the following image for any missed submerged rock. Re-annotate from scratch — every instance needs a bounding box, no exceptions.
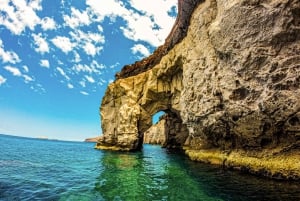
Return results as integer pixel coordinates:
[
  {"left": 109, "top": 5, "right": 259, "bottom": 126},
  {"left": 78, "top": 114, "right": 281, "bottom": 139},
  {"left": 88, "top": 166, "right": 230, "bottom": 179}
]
[{"left": 96, "top": 0, "right": 300, "bottom": 180}]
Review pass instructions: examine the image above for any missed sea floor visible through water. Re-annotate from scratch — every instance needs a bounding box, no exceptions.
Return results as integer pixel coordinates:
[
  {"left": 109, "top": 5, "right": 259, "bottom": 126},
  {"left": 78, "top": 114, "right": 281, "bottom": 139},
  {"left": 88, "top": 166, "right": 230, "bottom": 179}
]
[{"left": 0, "top": 134, "right": 299, "bottom": 201}]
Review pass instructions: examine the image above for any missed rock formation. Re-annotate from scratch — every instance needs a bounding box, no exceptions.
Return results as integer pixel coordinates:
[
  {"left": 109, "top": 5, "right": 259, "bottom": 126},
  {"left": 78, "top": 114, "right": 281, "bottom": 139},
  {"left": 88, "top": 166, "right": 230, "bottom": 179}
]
[
  {"left": 143, "top": 117, "right": 166, "bottom": 145},
  {"left": 84, "top": 136, "right": 101, "bottom": 142},
  {"left": 96, "top": 0, "right": 300, "bottom": 180}
]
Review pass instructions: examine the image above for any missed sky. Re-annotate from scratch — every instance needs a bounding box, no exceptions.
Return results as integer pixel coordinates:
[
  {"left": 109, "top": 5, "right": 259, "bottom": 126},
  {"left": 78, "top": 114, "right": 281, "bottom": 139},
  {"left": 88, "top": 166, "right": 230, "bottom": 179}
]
[{"left": 0, "top": 0, "right": 177, "bottom": 141}]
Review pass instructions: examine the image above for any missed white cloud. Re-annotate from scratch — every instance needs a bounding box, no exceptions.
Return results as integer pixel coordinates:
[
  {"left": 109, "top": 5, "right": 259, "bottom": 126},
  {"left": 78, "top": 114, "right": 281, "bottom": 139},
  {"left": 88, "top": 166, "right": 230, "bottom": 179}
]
[
  {"left": 86, "top": 32, "right": 105, "bottom": 43},
  {"left": 23, "top": 74, "right": 34, "bottom": 83},
  {"left": 22, "top": 65, "right": 29, "bottom": 73},
  {"left": 97, "top": 25, "right": 103, "bottom": 32},
  {"left": 73, "top": 52, "right": 81, "bottom": 62},
  {"left": 131, "top": 44, "right": 150, "bottom": 57},
  {"left": 86, "top": 0, "right": 127, "bottom": 22},
  {"left": 56, "top": 67, "right": 70, "bottom": 80},
  {"left": 40, "top": 60, "right": 50, "bottom": 68},
  {"left": 109, "top": 62, "right": 120, "bottom": 69},
  {"left": 85, "top": 75, "right": 95, "bottom": 83},
  {"left": 52, "top": 36, "right": 74, "bottom": 54},
  {"left": 40, "top": 17, "right": 56, "bottom": 30},
  {"left": 79, "top": 80, "right": 86, "bottom": 88},
  {"left": 63, "top": 7, "right": 91, "bottom": 29},
  {"left": 69, "top": 30, "right": 105, "bottom": 57},
  {"left": 91, "top": 60, "right": 106, "bottom": 70},
  {"left": 80, "top": 91, "right": 89, "bottom": 96},
  {"left": 72, "top": 64, "right": 93, "bottom": 74},
  {"left": 4, "top": 65, "right": 34, "bottom": 83},
  {"left": 83, "top": 42, "right": 102, "bottom": 56},
  {"left": 32, "top": 33, "right": 50, "bottom": 54},
  {"left": 0, "top": 75, "right": 7, "bottom": 86},
  {"left": 4, "top": 66, "right": 22, "bottom": 76},
  {"left": 67, "top": 83, "right": 74, "bottom": 89},
  {"left": 72, "top": 61, "right": 106, "bottom": 75},
  {"left": 86, "top": 0, "right": 177, "bottom": 47},
  {"left": 0, "top": 39, "right": 21, "bottom": 64},
  {"left": 127, "top": 0, "right": 177, "bottom": 45},
  {"left": 0, "top": 0, "right": 42, "bottom": 35}
]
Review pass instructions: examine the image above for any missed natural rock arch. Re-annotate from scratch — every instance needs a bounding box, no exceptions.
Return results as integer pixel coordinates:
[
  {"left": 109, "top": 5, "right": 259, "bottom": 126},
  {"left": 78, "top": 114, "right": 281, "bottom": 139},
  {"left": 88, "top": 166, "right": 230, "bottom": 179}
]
[
  {"left": 97, "top": 56, "right": 186, "bottom": 151},
  {"left": 96, "top": 0, "right": 300, "bottom": 179}
]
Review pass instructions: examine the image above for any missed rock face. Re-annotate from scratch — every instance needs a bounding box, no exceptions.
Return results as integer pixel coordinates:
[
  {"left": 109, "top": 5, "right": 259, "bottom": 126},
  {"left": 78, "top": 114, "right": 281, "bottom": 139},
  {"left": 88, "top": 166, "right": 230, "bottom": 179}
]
[
  {"left": 143, "top": 118, "right": 166, "bottom": 145},
  {"left": 97, "top": 0, "right": 300, "bottom": 179}
]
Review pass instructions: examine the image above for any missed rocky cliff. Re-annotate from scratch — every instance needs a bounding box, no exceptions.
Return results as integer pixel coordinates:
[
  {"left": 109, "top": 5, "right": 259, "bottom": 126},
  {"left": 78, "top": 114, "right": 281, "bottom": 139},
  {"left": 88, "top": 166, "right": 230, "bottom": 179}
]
[{"left": 96, "top": 0, "right": 300, "bottom": 180}]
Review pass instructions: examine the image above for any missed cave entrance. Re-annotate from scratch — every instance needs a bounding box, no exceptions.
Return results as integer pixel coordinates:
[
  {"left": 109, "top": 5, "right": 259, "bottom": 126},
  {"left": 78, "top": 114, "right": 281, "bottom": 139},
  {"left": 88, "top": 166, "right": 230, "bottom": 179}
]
[
  {"left": 143, "top": 109, "right": 188, "bottom": 149},
  {"left": 143, "top": 110, "right": 167, "bottom": 146}
]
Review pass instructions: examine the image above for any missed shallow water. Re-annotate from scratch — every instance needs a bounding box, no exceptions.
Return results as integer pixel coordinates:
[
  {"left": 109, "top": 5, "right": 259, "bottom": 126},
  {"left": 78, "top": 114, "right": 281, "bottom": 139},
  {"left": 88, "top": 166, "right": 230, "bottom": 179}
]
[{"left": 0, "top": 134, "right": 299, "bottom": 201}]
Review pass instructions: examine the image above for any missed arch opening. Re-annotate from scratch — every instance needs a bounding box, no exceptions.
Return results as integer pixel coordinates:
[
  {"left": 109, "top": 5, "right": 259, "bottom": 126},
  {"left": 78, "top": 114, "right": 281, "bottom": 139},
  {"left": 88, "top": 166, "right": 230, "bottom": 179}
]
[
  {"left": 143, "top": 109, "right": 188, "bottom": 149},
  {"left": 152, "top": 111, "right": 166, "bottom": 125}
]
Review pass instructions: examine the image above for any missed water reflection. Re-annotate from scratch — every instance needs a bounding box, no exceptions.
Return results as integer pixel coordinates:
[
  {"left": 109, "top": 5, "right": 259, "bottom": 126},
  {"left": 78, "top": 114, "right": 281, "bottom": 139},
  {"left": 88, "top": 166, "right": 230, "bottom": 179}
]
[
  {"left": 95, "top": 144, "right": 300, "bottom": 201},
  {"left": 95, "top": 145, "right": 221, "bottom": 201}
]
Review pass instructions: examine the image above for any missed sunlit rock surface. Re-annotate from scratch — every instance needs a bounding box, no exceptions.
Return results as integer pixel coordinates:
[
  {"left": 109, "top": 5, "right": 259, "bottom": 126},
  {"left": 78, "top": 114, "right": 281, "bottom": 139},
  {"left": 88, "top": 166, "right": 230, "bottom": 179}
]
[{"left": 97, "top": 0, "right": 300, "bottom": 180}]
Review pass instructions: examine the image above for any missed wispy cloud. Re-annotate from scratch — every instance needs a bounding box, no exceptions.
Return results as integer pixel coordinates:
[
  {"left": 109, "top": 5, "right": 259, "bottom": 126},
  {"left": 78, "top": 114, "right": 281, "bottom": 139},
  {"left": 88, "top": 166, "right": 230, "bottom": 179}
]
[
  {"left": 72, "top": 60, "right": 105, "bottom": 75},
  {"left": 32, "top": 33, "right": 50, "bottom": 54},
  {"left": 0, "top": 39, "right": 21, "bottom": 64},
  {"left": 83, "top": 42, "right": 102, "bottom": 56},
  {"left": 79, "top": 80, "right": 86, "bottom": 88},
  {"left": 40, "top": 60, "right": 50, "bottom": 68},
  {"left": 4, "top": 65, "right": 34, "bottom": 83},
  {"left": 86, "top": 0, "right": 177, "bottom": 47},
  {"left": 4, "top": 66, "right": 22, "bottom": 76},
  {"left": 63, "top": 7, "right": 91, "bottom": 29},
  {"left": 22, "top": 66, "right": 29, "bottom": 73},
  {"left": 52, "top": 36, "right": 74, "bottom": 54},
  {"left": 0, "top": 0, "right": 177, "bottom": 95},
  {"left": 0, "top": 0, "right": 42, "bottom": 35},
  {"left": 23, "top": 75, "right": 34, "bottom": 83},
  {"left": 73, "top": 52, "right": 81, "bottom": 62},
  {"left": 30, "top": 83, "right": 46, "bottom": 94},
  {"left": 0, "top": 75, "right": 7, "bottom": 86},
  {"left": 56, "top": 67, "right": 70, "bottom": 80},
  {"left": 80, "top": 91, "right": 89, "bottom": 96},
  {"left": 131, "top": 44, "right": 150, "bottom": 57},
  {"left": 69, "top": 30, "right": 105, "bottom": 57},
  {"left": 67, "top": 83, "right": 74, "bottom": 89},
  {"left": 85, "top": 75, "right": 95, "bottom": 83}
]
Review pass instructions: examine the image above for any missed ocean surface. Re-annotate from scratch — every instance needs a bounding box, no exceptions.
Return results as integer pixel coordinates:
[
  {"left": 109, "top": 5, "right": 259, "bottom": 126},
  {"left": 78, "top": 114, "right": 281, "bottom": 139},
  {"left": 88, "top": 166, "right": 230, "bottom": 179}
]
[{"left": 0, "top": 134, "right": 299, "bottom": 201}]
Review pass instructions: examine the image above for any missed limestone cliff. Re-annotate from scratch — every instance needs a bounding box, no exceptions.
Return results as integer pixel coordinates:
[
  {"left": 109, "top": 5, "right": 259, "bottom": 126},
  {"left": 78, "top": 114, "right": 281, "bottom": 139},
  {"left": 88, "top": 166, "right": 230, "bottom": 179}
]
[{"left": 97, "top": 0, "right": 300, "bottom": 180}]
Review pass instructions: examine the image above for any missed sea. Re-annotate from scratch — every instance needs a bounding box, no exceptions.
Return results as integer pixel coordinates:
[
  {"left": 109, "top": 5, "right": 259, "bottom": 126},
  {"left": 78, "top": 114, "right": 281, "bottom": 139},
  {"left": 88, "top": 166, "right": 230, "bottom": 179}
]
[{"left": 0, "top": 134, "right": 299, "bottom": 201}]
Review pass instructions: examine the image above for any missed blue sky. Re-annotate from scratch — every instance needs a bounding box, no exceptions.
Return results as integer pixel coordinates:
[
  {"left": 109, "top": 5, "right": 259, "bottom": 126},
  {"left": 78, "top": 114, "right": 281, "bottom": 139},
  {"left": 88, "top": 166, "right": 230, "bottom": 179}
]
[{"left": 0, "top": 0, "right": 177, "bottom": 141}]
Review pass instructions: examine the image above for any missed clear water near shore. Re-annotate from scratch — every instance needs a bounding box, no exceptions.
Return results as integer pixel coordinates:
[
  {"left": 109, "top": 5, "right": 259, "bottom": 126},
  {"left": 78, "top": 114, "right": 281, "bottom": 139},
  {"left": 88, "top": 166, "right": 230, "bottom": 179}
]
[{"left": 0, "top": 134, "right": 299, "bottom": 201}]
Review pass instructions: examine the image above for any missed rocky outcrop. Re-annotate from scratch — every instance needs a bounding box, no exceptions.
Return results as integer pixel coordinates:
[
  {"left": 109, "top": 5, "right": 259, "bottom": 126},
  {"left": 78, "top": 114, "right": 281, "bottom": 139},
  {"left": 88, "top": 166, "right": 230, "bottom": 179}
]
[
  {"left": 97, "top": 0, "right": 300, "bottom": 180},
  {"left": 85, "top": 136, "right": 101, "bottom": 142}
]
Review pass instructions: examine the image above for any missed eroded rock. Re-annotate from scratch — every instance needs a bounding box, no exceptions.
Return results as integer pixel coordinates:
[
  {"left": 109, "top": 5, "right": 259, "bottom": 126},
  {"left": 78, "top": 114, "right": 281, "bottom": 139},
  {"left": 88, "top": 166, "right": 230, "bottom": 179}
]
[{"left": 97, "top": 0, "right": 300, "bottom": 179}]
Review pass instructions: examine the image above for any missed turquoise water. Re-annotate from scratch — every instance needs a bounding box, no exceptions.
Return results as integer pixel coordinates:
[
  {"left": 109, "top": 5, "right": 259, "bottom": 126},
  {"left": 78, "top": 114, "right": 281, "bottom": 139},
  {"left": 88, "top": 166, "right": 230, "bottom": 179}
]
[{"left": 0, "top": 134, "right": 299, "bottom": 201}]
